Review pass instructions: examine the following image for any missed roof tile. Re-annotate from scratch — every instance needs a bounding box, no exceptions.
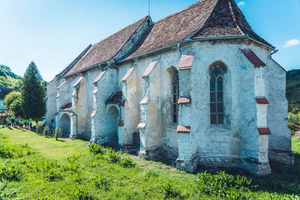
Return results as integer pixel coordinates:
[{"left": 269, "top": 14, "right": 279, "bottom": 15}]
[
  {"left": 91, "top": 111, "right": 96, "bottom": 118},
  {"left": 142, "top": 60, "right": 159, "bottom": 77},
  {"left": 118, "top": 121, "right": 124, "bottom": 127},
  {"left": 57, "top": 80, "right": 67, "bottom": 89},
  {"left": 92, "top": 89, "right": 98, "bottom": 94},
  {"left": 178, "top": 98, "right": 191, "bottom": 104},
  {"left": 64, "top": 17, "right": 149, "bottom": 77},
  {"left": 121, "top": 67, "right": 135, "bottom": 82},
  {"left": 177, "top": 126, "right": 191, "bottom": 133},
  {"left": 178, "top": 51, "right": 195, "bottom": 70},
  {"left": 73, "top": 75, "right": 85, "bottom": 87},
  {"left": 240, "top": 48, "right": 266, "bottom": 67},
  {"left": 59, "top": 103, "right": 72, "bottom": 111},
  {"left": 137, "top": 123, "right": 147, "bottom": 129},
  {"left": 258, "top": 128, "right": 271, "bottom": 135},
  {"left": 256, "top": 98, "right": 269, "bottom": 104},
  {"left": 140, "top": 98, "right": 149, "bottom": 105},
  {"left": 93, "top": 70, "right": 106, "bottom": 84},
  {"left": 106, "top": 91, "right": 122, "bottom": 104}
]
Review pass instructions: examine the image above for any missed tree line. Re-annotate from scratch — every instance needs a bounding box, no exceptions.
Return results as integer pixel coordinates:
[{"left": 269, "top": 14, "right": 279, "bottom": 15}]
[{"left": 4, "top": 62, "right": 46, "bottom": 123}]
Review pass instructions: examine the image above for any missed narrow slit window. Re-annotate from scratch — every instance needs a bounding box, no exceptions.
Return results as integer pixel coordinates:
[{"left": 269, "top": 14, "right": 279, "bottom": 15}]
[
  {"left": 172, "top": 71, "right": 179, "bottom": 123},
  {"left": 210, "top": 66, "right": 225, "bottom": 125}
]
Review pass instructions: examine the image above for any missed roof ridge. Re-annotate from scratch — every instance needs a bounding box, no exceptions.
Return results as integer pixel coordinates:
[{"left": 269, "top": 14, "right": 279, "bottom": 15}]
[
  {"left": 228, "top": 0, "right": 245, "bottom": 35},
  {"left": 153, "top": 0, "right": 211, "bottom": 25}
]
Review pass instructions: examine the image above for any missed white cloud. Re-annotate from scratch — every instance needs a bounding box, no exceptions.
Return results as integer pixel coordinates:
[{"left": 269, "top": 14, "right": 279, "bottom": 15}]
[
  {"left": 237, "top": 1, "right": 245, "bottom": 6},
  {"left": 283, "top": 39, "right": 300, "bottom": 48}
]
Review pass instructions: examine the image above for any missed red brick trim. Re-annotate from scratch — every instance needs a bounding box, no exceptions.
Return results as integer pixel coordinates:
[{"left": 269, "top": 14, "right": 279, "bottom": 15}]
[
  {"left": 57, "top": 80, "right": 67, "bottom": 89},
  {"left": 93, "top": 70, "right": 106, "bottom": 84},
  {"left": 70, "top": 113, "right": 74, "bottom": 117},
  {"left": 178, "top": 51, "right": 195, "bottom": 70},
  {"left": 178, "top": 98, "right": 191, "bottom": 104},
  {"left": 72, "top": 91, "right": 76, "bottom": 97},
  {"left": 92, "top": 89, "right": 98, "bottom": 94},
  {"left": 177, "top": 126, "right": 191, "bottom": 133},
  {"left": 118, "top": 121, "right": 124, "bottom": 127},
  {"left": 55, "top": 112, "right": 59, "bottom": 115},
  {"left": 140, "top": 98, "right": 149, "bottom": 105},
  {"left": 258, "top": 128, "right": 271, "bottom": 135},
  {"left": 256, "top": 98, "right": 269, "bottom": 104},
  {"left": 56, "top": 94, "right": 60, "bottom": 98}
]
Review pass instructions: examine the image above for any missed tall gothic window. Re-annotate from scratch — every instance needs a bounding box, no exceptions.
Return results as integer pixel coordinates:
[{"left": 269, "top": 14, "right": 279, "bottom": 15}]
[
  {"left": 172, "top": 71, "right": 179, "bottom": 123},
  {"left": 210, "top": 66, "right": 224, "bottom": 125}
]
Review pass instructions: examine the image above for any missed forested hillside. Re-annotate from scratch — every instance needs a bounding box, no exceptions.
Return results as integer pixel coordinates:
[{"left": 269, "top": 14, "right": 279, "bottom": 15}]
[
  {"left": 0, "top": 65, "right": 22, "bottom": 89},
  {"left": 287, "top": 69, "right": 300, "bottom": 104}
]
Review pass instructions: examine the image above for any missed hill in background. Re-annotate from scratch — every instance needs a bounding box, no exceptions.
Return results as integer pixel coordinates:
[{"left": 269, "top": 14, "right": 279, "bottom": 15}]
[
  {"left": 287, "top": 69, "right": 300, "bottom": 104},
  {"left": 0, "top": 65, "right": 22, "bottom": 89}
]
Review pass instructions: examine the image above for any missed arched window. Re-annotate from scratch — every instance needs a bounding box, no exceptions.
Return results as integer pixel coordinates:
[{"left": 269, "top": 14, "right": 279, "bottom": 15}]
[
  {"left": 172, "top": 70, "right": 179, "bottom": 123},
  {"left": 210, "top": 62, "right": 226, "bottom": 125}
]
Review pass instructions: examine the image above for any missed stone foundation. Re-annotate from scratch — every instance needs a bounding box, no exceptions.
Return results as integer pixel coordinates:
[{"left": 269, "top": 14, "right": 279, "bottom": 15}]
[{"left": 269, "top": 149, "right": 294, "bottom": 165}]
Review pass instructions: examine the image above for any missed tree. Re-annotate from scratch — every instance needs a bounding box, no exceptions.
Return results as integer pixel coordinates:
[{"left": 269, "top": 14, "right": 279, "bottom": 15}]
[
  {"left": 10, "top": 97, "right": 24, "bottom": 117},
  {"left": 21, "top": 62, "right": 46, "bottom": 123},
  {"left": 4, "top": 91, "right": 21, "bottom": 109}
]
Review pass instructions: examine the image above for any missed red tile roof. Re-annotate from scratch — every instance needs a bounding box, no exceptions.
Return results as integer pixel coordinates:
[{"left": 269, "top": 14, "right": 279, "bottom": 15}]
[
  {"left": 64, "top": 17, "right": 149, "bottom": 77},
  {"left": 256, "top": 98, "right": 269, "bottom": 104},
  {"left": 57, "top": 80, "right": 67, "bottom": 89},
  {"left": 59, "top": 103, "right": 72, "bottom": 111},
  {"left": 137, "top": 123, "right": 147, "bottom": 129},
  {"left": 258, "top": 128, "right": 271, "bottom": 135},
  {"left": 240, "top": 48, "right": 266, "bottom": 67},
  {"left": 178, "top": 52, "right": 195, "bottom": 71},
  {"left": 177, "top": 126, "right": 191, "bottom": 133},
  {"left": 106, "top": 91, "right": 122, "bottom": 104},
  {"left": 178, "top": 98, "right": 191, "bottom": 104},
  {"left": 55, "top": 112, "right": 59, "bottom": 115},
  {"left": 73, "top": 75, "right": 85, "bottom": 87},
  {"left": 142, "top": 60, "right": 159, "bottom": 78},
  {"left": 121, "top": 66, "right": 135, "bottom": 82},
  {"left": 118, "top": 121, "right": 124, "bottom": 127},
  {"left": 93, "top": 70, "right": 107, "bottom": 84},
  {"left": 126, "top": 0, "right": 273, "bottom": 60}
]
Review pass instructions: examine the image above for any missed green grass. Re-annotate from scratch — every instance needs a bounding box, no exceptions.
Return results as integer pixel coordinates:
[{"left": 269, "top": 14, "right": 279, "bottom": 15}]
[{"left": 0, "top": 128, "right": 300, "bottom": 199}]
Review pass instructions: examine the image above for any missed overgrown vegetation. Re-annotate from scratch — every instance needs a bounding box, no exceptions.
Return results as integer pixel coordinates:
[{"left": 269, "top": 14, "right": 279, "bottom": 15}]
[
  {"left": 0, "top": 65, "right": 21, "bottom": 89},
  {"left": 0, "top": 128, "right": 300, "bottom": 199},
  {"left": 54, "top": 126, "right": 63, "bottom": 140}
]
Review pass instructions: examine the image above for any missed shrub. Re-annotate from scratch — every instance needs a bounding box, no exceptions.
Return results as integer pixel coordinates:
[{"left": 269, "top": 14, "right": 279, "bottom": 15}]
[
  {"left": 43, "top": 126, "right": 50, "bottom": 136},
  {"left": 70, "top": 188, "right": 93, "bottom": 200},
  {"left": 195, "top": 171, "right": 252, "bottom": 199},
  {"left": 89, "top": 144, "right": 105, "bottom": 155},
  {"left": 0, "top": 163, "right": 23, "bottom": 181},
  {"left": 160, "top": 182, "right": 181, "bottom": 199},
  {"left": 54, "top": 127, "right": 63, "bottom": 141},
  {"left": 93, "top": 175, "right": 109, "bottom": 190},
  {"left": 107, "top": 149, "right": 120, "bottom": 164},
  {"left": 0, "top": 145, "right": 14, "bottom": 158},
  {"left": 0, "top": 179, "right": 17, "bottom": 199},
  {"left": 119, "top": 158, "right": 136, "bottom": 168},
  {"left": 145, "top": 170, "right": 158, "bottom": 178},
  {"left": 36, "top": 123, "right": 43, "bottom": 134},
  {"left": 43, "top": 169, "right": 62, "bottom": 182}
]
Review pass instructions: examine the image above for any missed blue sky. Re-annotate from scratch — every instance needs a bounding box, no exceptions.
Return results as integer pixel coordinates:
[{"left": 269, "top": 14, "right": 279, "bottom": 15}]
[{"left": 0, "top": 0, "right": 299, "bottom": 81}]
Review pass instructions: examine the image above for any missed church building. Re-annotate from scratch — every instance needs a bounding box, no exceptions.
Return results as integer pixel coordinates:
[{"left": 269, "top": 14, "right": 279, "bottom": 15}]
[{"left": 46, "top": 0, "right": 293, "bottom": 175}]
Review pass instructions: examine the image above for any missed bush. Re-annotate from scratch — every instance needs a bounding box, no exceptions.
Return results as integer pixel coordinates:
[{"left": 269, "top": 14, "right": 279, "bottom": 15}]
[
  {"left": 93, "top": 175, "right": 109, "bottom": 190},
  {"left": 54, "top": 127, "right": 63, "bottom": 141},
  {"left": 195, "top": 171, "right": 252, "bottom": 199},
  {"left": 89, "top": 144, "right": 105, "bottom": 155},
  {"left": 36, "top": 123, "right": 43, "bottom": 134},
  {"left": 107, "top": 149, "right": 120, "bottom": 164},
  {"left": 0, "top": 163, "right": 23, "bottom": 181},
  {"left": 160, "top": 182, "right": 181, "bottom": 199},
  {"left": 119, "top": 158, "right": 136, "bottom": 168},
  {"left": 43, "top": 169, "right": 62, "bottom": 182},
  {"left": 43, "top": 126, "right": 50, "bottom": 136}
]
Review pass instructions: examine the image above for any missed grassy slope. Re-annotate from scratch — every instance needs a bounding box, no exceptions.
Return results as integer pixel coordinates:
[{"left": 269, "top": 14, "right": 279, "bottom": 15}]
[
  {"left": 0, "top": 128, "right": 299, "bottom": 199},
  {"left": 287, "top": 69, "right": 300, "bottom": 103}
]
